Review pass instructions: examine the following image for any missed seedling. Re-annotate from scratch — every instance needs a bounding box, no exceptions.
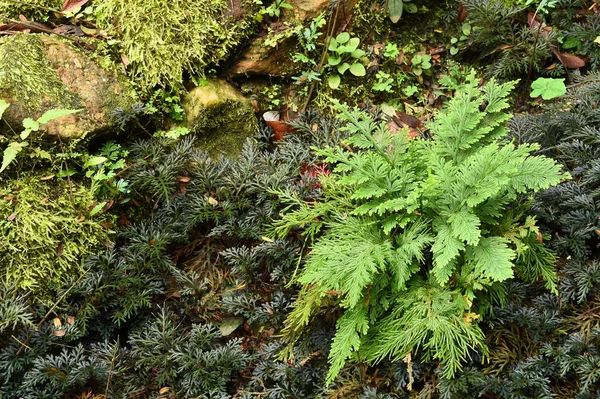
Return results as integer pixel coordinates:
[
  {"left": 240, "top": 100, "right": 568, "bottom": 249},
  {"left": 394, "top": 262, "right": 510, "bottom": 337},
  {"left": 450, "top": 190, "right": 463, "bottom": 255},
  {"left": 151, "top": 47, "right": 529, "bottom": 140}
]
[
  {"left": 530, "top": 77, "right": 566, "bottom": 100},
  {"left": 326, "top": 32, "right": 367, "bottom": 89}
]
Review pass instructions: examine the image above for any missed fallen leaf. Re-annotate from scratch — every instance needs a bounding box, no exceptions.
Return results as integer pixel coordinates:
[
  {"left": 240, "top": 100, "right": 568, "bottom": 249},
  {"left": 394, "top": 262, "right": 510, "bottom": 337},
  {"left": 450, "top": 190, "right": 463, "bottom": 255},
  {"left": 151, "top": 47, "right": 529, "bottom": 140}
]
[
  {"left": 458, "top": 3, "right": 468, "bottom": 22},
  {"left": 546, "top": 63, "right": 557, "bottom": 70},
  {"left": 53, "top": 329, "right": 66, "bottom": 337},
  {"left": 76, "top": 216, "right": 85, "bottom": 223},
  {"left": 40, "top": 197, "right": 49, "bottom": 204},
  {"left": 53, "top": 318, "right": 62, "bottom": 328},
  {"left": 39, "top": 175, "right": 55, "bottom": 181},
  {"left": 393, "top": 111, "right": 422, "bottom": 128},
  {"left": 219, "top": 317, "right": 244, "bottom": 336},
  {"left": 178, "top": 176, "right": 191, "bottom": 183},
  {"left": 73, "top": 58, "right": 82, "bottom": 68},
  {"left": 159, "top": 387, "right": 171, "bottom": 395},
  {"left": 61, "top": 0, "right": 89, "bottom": 13},
  {"left": 66, "top": 315, "right": 75, "bottom": 324},
  {"left": 56, "top": 242, "right": 64, "bottom": 256},
  {"left": 18, "top": 14, "right": 27, "bottom": 22},
  {"left": 207, "top": 197, "right": 218, "bottom": 206},
  {"left": 121, "top": 54, "right": 130, "bottom": 66},
  {"left": 554, "top": 50, "right": 586, "bottom": 68},
  {"left": 7, "top": 213, "right": 16, "bottom": 222}
]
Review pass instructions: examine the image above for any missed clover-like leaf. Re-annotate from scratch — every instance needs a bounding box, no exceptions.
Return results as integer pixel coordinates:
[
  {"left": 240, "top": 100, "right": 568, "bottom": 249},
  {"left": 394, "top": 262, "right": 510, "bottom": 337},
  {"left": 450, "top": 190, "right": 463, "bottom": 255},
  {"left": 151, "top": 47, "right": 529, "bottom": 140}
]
[
  {"left": 349, "top": 62, "right": 366, "bottom": 77},
  {"left": 328, "top": 55, "right": 342, "bottom": 66},
  {"left": 336, "top": 32, "right": 350, "bottom": 44},
  {"left": 530, "top": 77, "right": 566, "bottom": 100},
  {"left": 328, "top": 74, "right": 341, "bottom": 89}
]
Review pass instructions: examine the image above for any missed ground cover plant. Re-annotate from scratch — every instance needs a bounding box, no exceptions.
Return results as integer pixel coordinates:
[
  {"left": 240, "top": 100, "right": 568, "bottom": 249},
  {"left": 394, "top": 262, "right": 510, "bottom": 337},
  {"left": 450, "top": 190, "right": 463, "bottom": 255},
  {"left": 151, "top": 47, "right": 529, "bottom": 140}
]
[{"left": 1, "top": 0, "right": 600, "bottom": 397}]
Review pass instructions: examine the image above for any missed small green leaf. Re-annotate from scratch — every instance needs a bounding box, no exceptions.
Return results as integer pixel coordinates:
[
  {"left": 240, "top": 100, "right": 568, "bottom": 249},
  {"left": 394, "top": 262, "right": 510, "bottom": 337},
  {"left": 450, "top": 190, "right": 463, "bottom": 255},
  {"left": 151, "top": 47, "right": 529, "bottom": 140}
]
[
  {"left": 450, "top": 47, "right": 459, "bottom": 56},
  {"left": 346, "top": 38, "right": 360, "bottom": 52},
  {"left": 388, "top": 0, "right": 403, "bottom": 23},
  {"left": 328, "top": 74, "right": 341, "bottom": 89},
  {"left": 404, "top": 3, "right": 418, "bottom": 13},
  {"left": 351, "top": 49, "right": 366, "bottom": 58},
  {"left": 349, "top": 63, "right": 366, "bottom": 77},
  {"left": 0, "top": 100, "right": 9, "bottom": 119},
  {"left": 22, "top": 118, "right": 39, "bottom": 133},
  {"left": 530, "top": 77, "right": 566, "bottom": 100},
  {"left": 37, "top": 108, "right": 83, "bottom": 124},
  {"left": 328, "top": 55, "right": 342, "bottom": 66},
  {"left": 84, "top": 156, "right": 108, "bottom": 169},
  {"left": 90, "top": 201, "right": 107, "bottom": 216},
  {"left": 0, "top": 141, "right": 28, "bottom": 173},
  {"left": 328, "top": 37, "right": 338, "bottom": 51},
  {"left": 337, "top": 62, "right": 351, "bottom": 75},
  {"left": 461, "top": 23, "right": 471, "bottom": 36},
  {"left": 336, "top": 32, "right": 350, "bottom": 44}
]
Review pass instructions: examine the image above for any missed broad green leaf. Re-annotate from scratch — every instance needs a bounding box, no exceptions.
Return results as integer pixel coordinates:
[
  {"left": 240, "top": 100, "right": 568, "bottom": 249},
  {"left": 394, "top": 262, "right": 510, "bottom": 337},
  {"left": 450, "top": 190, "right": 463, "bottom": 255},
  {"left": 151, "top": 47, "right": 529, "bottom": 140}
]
[
  {"left": 349, "top": 63, "right": 366, "bottom": 77},
  {"left": 84, "top": 156, "right": 108, "bottom": 169},
  {"left": 328, "top": 54, "right": 342, "bottom": 66},
  {"left": 37, "top": 108, "right": 83, "bottom": 124},
  {"left": 0, "top": 100, "right": 9, "bottom": 119},
  {"left": 388, "top": 0, "right": 403, "bottom": 23},
  {"left": 346, "top": 38, "right": 360, "bottom": 52},
  {"left": 90, "top": 201, "right": 107, "bottom": 216},
  {"left": 351, "top": 49, "right": 366, "bottom": 58},
  {"left": 328, "top": 74, "right": 341, "bottom": 89},
  {"left": 530, "top": 78, "right": 566, "bottom": 100},
  {"left": 328, "top": 37, "right": 338, "bottom": 51},
  {"left": 467, "top": 237, "right": 515, "bottom": 281},
  {"left": 22, "top": 118, "right": 39, "bottom": 131},
  {"left": 0, "top": 141, "right": 28, "bottom": 173},
  {"left": 336, "top": 32, "right": 350, "bottom": 44},
  {"left": 337, "top": 62, "right": 351, "bottom": 75}
]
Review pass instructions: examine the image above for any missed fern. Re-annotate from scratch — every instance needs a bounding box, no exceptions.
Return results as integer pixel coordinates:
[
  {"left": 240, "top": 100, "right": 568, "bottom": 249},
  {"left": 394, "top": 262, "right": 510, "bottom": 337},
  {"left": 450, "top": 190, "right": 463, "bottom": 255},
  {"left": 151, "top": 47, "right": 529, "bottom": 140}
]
[{"left": 275, "top": 79, "right": 568, "bottom": 383}]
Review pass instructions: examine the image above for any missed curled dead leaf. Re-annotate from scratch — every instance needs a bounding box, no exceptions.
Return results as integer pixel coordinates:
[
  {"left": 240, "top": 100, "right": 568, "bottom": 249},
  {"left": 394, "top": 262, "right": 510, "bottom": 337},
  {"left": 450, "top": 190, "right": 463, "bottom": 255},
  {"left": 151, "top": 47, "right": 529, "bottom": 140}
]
[
  {"left": 67, "top": 315, "right": 75, "bottom": 324},
  {"left": 53, "top": 318, "right": 62, "bottom": 328},
  {"left": 7, "top": 213, "right": 16, "bottom": 222},
  {"left": 554, "top": 50, "right": 586, "bottom": 69},
  {"left": 62, "top": 0, "right": 90, "bottom": 12},
  {"left": 52, "top": 329, "right": 66, "bottom": 337}
]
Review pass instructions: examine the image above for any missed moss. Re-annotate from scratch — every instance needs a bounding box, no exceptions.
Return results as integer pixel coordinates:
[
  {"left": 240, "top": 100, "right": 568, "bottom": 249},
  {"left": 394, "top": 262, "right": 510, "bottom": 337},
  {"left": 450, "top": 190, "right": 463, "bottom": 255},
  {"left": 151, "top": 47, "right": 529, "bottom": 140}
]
[
  {"left": 0, "top": 0, "right": 62, "bottom": 20},
  {"left": 183, "top": 80, "right": 258, "bottom": 157},
  {"left": 0, "top": 176, "right": 113, "bottom": 296},
  {"left": 94, "top": 0, "right": 255, "bottom": 90},
  {"left": 0, "top": 34, "right": 76, "bottom": 113}
]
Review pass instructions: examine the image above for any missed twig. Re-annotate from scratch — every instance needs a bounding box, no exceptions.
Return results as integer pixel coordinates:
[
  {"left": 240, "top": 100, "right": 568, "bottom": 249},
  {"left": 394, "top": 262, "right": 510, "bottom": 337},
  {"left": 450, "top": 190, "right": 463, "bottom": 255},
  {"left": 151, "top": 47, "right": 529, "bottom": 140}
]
[{"left": 16, "top": 271, "right": 87, "bottom": 355}]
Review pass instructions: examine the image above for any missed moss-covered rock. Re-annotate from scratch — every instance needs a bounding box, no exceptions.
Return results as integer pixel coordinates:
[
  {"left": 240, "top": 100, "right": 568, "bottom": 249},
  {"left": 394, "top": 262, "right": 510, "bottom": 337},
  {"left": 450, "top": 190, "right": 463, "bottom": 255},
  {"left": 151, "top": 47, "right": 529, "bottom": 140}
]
[
  {"left": 182, "top": 79, "right": 259, "bottom": 157},
  {"left": 94, "top": 0, "right": 257, "bottom": 90},
  {"left": 0, "top": 0, "right": 62, "bottom": 20},
  {"left": 0, "top": 33, "right": 137, "bottom": 139},
  {"left": 0, "top": 176, "right": 113, "bottom": 296}
]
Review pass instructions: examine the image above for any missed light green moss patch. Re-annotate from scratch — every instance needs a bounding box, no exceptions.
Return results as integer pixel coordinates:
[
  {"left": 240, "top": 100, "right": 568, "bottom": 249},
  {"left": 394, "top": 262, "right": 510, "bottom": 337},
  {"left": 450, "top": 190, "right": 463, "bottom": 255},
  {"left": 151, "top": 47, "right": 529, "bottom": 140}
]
[
  {"left": 94, "top": 0, "right": 254, "bottom": 90},
  {"left": 183, "top": 80, "right": 258, "bottom": 157},
  {"left": 0, "top": 176, "right": 113, "bottom": 297},
  {"left": 0, "top": 34, "right": 75, "bottom": 113},
  {"left": 0, "top": 0, "right": 62, "bottom": 20}
]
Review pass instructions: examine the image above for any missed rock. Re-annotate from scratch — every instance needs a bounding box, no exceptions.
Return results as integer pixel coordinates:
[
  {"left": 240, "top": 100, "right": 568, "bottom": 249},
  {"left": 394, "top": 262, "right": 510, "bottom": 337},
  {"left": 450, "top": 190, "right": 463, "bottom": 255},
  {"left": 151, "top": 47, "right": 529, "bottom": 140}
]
[
  {"left": 182, "top": 79, "right": 259, "bottom": 156},
  {"left": 0, "top": 33, "right": 137, "bottom": 139},
  {"left": 227, "top": 0, "right": 360, "bottom": 77}
]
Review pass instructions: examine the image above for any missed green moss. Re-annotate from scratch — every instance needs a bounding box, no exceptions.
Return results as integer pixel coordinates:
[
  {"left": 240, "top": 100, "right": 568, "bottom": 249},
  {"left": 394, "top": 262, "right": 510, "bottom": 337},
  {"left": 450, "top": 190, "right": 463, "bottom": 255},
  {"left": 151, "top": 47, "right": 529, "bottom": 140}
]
[
  {"left": 94, "top": 0, "right": 254, "bottom": 90},
  {"left": 0, "top": 0, "right": 62, "bottom": 20},
  {"left": 0, "top": 34, "right": 75, "bottom": 113},
  {"left": 183, "top": 80, "right": 258, "bottom": 157},
  {"left": 0, "top": 176, "right": 113, "bottom": 296}
]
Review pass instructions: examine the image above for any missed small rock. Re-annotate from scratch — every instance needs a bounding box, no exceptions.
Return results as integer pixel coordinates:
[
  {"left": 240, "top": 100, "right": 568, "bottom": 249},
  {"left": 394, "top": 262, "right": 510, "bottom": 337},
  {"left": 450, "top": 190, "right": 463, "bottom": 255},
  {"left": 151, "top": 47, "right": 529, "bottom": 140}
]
[
  {"left": 182, "top": 79, "right": 259, "bottom": 157},
  {"left": 0, "top": 33, "right": 137, "bottom": 139}
]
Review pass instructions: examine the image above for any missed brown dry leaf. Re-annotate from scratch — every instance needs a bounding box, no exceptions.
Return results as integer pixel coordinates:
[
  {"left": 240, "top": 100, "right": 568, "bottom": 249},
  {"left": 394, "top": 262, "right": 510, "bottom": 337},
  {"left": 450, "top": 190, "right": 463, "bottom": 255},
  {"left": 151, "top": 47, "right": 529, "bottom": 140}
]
[
  {"left": 527, "top": 12, "right": 542, "bottom": 29},
  {"left": 100, "top": 221, "right": 112, "bottom": 229},
  {"left": 121, "top": 54, "right": 130, "bottom": 66},
  {"left": 73, "top": 58, "right": 82, "bottom": 69},
  {"left": 537, "top": 232, "right": 544, "bottom": 244},
  {"left": 159, "top": 387, "right": 171, "bottom": 395},
  {"left": 207, "top": 197, "right": 218, "bottom": 206},
  {"left": 7, "top": 213, "right": 16, "bottom": 222},
  {"left": 395, "top": 52, "right": 405, "bottom": 65},
  {"left": 4, "top": 195, "right": 14, "bottom": 201},
  {"left": 53, "top": 318, "right": 62, "bottom": 328},
  {"left": 39, "top": 175, "right": 55, "bottom": 181},
  {"left": 40, "top": 197, "right": 49, "bottom": 204},
  {"left": 67, "top": 315, "right": 75, "bottom": 324},
  {"left": 178, "top": 176, "right": 191, "bottom": 183},
  {"left": 458, "top": 3, "right": 468, "bottom": 22},
  {"left": 18, "top": 14, "right": 28, "bottom": 22},
  {"left": 76, "top": 216, "right": 86, "bottom": 223},
  {"left": 555, "top": 51, "right": 586, "bottom": 68},
  {"left": 62, "top": 0, "right": 89, "bottom": 12},
  {"left": 56, "top": 242, "right": 64, "bottom": 256},
  {"left": 393, "top": 111, "right": 422, "bottom": 129},
  {"left": 546, "top": 63, "right": 557, "bottom": 70},
  {"left": 53, "top": 329, "right": 66, "bottom": 337}
]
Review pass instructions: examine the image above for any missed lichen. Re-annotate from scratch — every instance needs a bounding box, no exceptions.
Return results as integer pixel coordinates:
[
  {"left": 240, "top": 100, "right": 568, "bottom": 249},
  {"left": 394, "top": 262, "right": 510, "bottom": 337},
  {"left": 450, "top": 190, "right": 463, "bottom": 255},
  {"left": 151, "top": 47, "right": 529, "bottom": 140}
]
[{"left": 0, "top": 176, "right": 113, "bottom": 297}]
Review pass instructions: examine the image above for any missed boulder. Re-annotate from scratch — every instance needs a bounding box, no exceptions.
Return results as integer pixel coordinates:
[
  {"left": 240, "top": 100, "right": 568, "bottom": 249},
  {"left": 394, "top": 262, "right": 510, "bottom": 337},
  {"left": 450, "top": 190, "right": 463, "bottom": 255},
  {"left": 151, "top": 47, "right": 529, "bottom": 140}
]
[
  {"left": 227, "top": 0, "right": 360, "bottom": 77},
  {"left": 0, "top": 33, "right": 137, "bottom": 139},
  {"left": 182, "top": 79, "right": 258, "bottom": 156}
]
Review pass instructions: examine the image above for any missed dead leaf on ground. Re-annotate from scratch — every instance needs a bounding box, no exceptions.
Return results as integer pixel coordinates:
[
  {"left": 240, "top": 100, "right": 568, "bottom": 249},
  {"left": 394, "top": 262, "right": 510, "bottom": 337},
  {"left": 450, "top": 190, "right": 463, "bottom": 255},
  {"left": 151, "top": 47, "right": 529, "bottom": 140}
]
[
  {"left": 7, "top": 213, "right": 16, "bottom": 222},
  {"left": 52, "top": 329, "right": 66, "bottom": 337},
  {"left": 554, "top": 50, "right": 586, "bottom": 68},
  {"left": 62, "top": 0, "right": 90, "bottom": 13}
]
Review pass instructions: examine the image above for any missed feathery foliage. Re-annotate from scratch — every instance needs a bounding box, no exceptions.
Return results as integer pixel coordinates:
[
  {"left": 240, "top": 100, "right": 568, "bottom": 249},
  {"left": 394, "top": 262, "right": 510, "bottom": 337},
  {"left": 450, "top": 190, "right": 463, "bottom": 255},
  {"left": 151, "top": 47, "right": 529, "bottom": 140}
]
[{"left": 273, "top": 79, "right": 567, "bottom": 383}]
